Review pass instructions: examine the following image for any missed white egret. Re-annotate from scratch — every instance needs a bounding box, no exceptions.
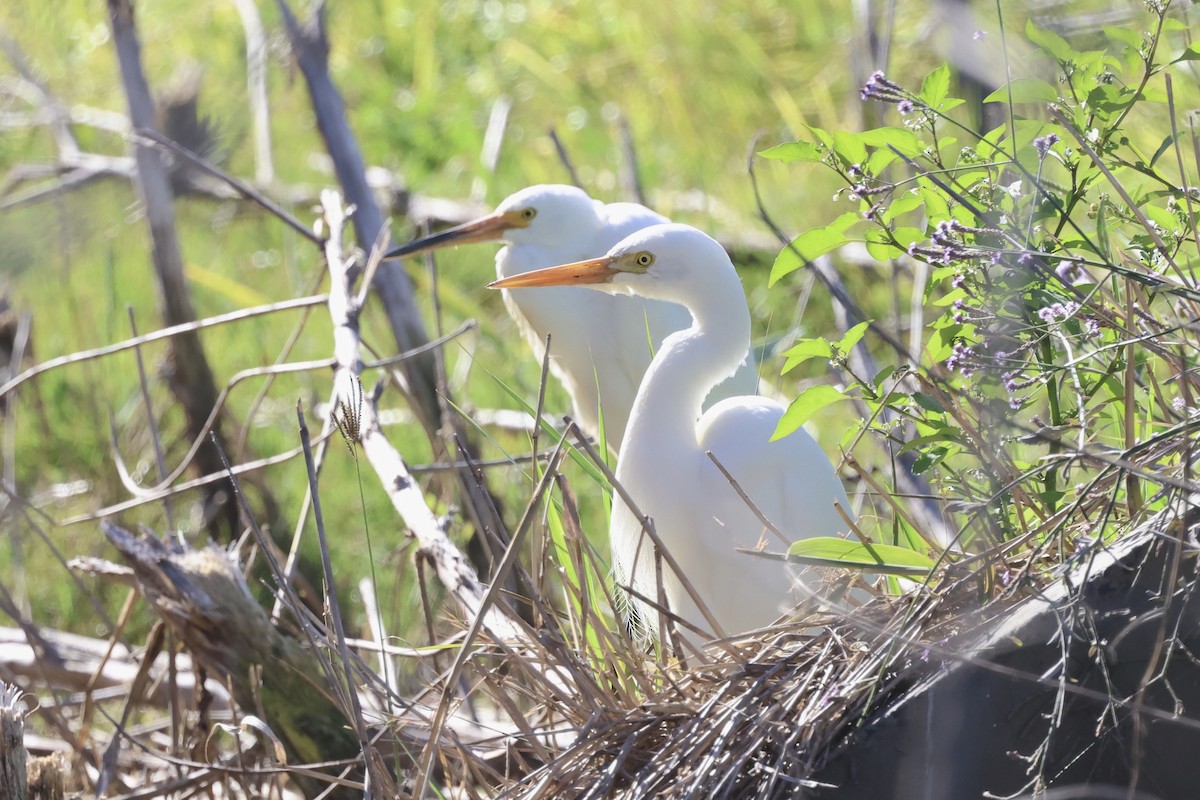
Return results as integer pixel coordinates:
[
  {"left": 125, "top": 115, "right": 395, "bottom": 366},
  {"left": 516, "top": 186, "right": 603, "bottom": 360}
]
[
  {"left": 491, "top": 223, "right": 851, "bottom": 641},
  {"left": 386, "top": 185, "right": 758, "bottom": 452}
]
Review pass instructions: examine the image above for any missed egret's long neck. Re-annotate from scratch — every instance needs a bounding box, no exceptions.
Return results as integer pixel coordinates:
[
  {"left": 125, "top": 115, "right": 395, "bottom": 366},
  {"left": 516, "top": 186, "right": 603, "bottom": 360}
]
[{"left": 617, "top": 270, "right": 750, "bottom": 462}]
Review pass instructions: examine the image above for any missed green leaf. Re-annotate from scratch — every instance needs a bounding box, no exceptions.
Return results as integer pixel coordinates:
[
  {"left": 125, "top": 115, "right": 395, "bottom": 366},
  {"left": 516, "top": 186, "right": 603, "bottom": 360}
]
[
  {"left": 781, "top": 338, "right": 834, "bottom": 374},
  {"left": 865, "top": 227, "right": 924, "bottom": 261},
  {"left": 832, "top": 130, "right": 867, "bottom": 166},
  {"left": 857, "top": 127, "right": 924, "bottom": 158},
  {"left": 913, "top": 391, "right": 946, "bottom": 414},
  {"left": 984, "top": 78, "right": 1059, "bottom": 104},
  {"left": 882, "top": 192, "right": 924, "bottom": 223},
  {"left": 1172, "top": 42, "right": 1200, "bottom": 63},
  {"left": 919, "top": 63, "right": 952, "bottom": 108},
  {"left": 837, "top": 320, "right": 871, "bottom": 354},
  {"left": 1143, "top": 203, "right": 1178, "bottom": 233},
  {"left": 1150, "top": 134, "right": 1178, "bottom": 167},
  {"left": 772, "top": 385, "right": 845, "bottom": 440},
  {"left": 758, "top": 140, "right": 824, "bottom": 163},
  {"left": 787, "top": 537, "right": 936, "bottom": 575},
  {"left": 912, "top": 447, "right": 948, "bottom": 474},
  {"left": 1087, "top": 84, "right": 1134, "bottom": 113},
  {"left": 1025, "top": 20, "right": 1076, "bottom": 62},
  {"left": 1102, "top": 26, "right": 1142, "bottom": 52},
  {"left": 769, "top": 212, "right": 859, "bottom": 284},
  {"left": 865, "top": 148, "right": 898, "bottom": 174},
  {"left": 919, "top": 185, "right": 950, "bottom": 224}
]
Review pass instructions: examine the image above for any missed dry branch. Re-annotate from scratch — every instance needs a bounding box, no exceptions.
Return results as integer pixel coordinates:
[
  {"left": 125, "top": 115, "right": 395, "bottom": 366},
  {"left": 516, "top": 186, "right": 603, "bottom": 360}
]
[
  {"left": 106, "top": 0, "right": 236, "bottom": 538},
  {"left": 318, "top": 191, "right": 523, "bottom": 640},
  {"left": 275, "top": 0, "right": 438, "bottom": 425},
  {"left": 98, "top": 521, "right": 362, "bottom": 796},
  {"left": 0, "top": 625, "right": 228, "bottom": 712},
  {"left": 1, "top": 682, "right": 27, "bottom": 800},
  {"left": 276, "top": 0, "right": 515, "bottom": 587}
]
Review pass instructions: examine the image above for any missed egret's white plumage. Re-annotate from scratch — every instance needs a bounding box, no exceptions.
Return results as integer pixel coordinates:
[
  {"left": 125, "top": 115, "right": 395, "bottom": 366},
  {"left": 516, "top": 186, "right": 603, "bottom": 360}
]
[
  {"left": 386, "top": 185, "right": 758, "bottom": 452},
  {"left": 491, "top": 223, "right": 851, "bottom": 641}
]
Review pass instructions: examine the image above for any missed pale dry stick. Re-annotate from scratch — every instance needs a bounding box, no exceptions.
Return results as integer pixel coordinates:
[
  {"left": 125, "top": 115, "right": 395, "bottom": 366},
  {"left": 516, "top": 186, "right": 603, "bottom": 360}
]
[
  {"left": 110, "top": 358, "right": 334, "bottom": 499},
  {"left": 318, "top": 190, "right": 524, "bottom": 638},
  {"left": 235, "top": 269, "right": 327, "bottom": 464},
  {"left": 232, "top": 0, "right": 273, "bottom": 186},
  {"left": 0, "top": 294, "right": 327, "bottom": 400},
  {"left": 59, "top": 433, "right": 335, "bottom": 527},
  {"left": 133, "top": 128, "right": 317, "bottom": 246},
  {"left": 126, "top": 307, "right": 175, "bottom": 530},
  {"left": 107, "top": 325, "right": 471, "bottom": 500}
]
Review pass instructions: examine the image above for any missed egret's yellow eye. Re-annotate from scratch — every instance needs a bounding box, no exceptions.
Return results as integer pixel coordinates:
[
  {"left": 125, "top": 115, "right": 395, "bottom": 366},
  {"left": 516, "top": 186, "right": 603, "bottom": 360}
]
[
  {"left": 634, "top": 252, "right": 655, "bottom": 268},
  {"left": 521, "top": 208, "right": 537, "bottom": 221}
]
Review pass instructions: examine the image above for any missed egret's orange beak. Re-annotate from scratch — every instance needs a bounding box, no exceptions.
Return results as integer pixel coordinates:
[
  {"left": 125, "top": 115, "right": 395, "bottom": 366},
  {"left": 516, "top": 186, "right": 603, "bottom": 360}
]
[
  {"left": 384, "top": 210, "right": 522, "bottom": 260},
  {"left": 488, "top": 256, "right": 620, "bottom": 289}
]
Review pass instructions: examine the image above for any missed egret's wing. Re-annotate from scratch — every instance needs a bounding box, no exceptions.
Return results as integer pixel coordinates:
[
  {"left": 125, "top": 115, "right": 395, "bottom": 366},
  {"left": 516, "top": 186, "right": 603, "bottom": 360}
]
[{"left": 699, "top": 396, "right": 850, "bottom": 543}]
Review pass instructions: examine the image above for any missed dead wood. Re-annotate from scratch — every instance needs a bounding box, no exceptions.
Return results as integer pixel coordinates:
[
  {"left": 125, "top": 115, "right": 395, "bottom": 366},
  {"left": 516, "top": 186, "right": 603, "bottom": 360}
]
[
  {"left": 276, "top": 0, "right": 518, "bottom": 588},
  {"left": 0, "top": 625, "right": 228, "bottom": 712},
  {"left": 99, "top": 522, "right": 362, "bottom": 794},
  {"left": 1, "top": 682, "right": 28, "bottom": 800},
  {"left": 105, "top": 0, "right": 237, "bottom": 539}
]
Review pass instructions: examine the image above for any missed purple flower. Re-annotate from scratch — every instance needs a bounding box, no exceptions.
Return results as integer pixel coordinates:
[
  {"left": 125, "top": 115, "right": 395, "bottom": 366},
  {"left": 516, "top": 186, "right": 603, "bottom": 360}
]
[
  {"left": 1038, "top": 301, "right": 1081, "bottom": 324},
  {"left": 898, "top": 100, "right": 914, "bottom": 115},
  {"left": 1172, "top": 396, "right": 1186, "bottom": 413},
  {"left": 1083, "top": 318, "right": 1100, "bottom": 339},
  {"left": 946, "top": 342, "right": 975, "bottom": 375},
  {"left": 973, "top": 30, "right": 987, "bottom": 41},
  {"left": 860, "top": 70, "right": 907, "bottom": 103},
  {"left": 951, "top": 273, "right": 966, "bottom": 289},
  {"left": 1054, "top": 260, "right": 1078, "bottom": 283},
  {"left": 1033, "top": 133, "right": 1060, "bottom": 160}
]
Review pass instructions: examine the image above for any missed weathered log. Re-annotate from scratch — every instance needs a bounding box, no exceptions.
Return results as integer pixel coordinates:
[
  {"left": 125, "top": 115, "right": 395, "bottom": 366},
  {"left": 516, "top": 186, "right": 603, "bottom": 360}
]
[
  {"left": 1, "top": 682, "right": 28, "bottom": 800},
  {"left": 813, "top": 507, "right": 1200, "bottom": 800},
  {"left": 99, "top": 523, "right": 360, "bottom": 778}
]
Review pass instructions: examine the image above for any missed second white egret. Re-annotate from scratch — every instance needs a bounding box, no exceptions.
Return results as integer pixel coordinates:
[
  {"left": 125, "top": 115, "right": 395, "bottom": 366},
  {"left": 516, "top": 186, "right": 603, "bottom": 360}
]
[{"left": 386, "top": 185, "right": 759, "bottom": 453}]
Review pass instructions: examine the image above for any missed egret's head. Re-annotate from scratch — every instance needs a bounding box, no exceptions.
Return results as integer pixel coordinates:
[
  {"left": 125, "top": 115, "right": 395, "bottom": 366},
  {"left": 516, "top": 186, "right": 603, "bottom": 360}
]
[
  {"left": 489, "top": 223, "right": 735, "bottom": 304},
  {"left": 384, "top": 184, "right": 601, "bottom": 260}
]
